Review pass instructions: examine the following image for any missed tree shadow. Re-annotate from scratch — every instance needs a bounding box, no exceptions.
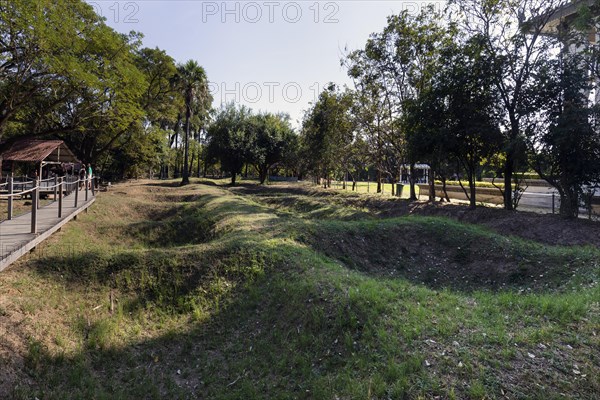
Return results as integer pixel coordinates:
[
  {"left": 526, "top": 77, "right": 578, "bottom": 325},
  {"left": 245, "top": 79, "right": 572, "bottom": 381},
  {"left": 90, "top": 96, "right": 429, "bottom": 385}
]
[
  {"left": 145, "top": 180, "right": 220, "bottom": 189},
  {"left": 14, "top": 237, "right": 410, "bottom": 399},
  {"left": 299, "top": 217, "right": 597, "bottom": 294},
  {"left": 7, "top": 178, "right": 599, "bottom": 399},
  {"left": 142, "top": 180, "right": 183, "bottom": 188}
]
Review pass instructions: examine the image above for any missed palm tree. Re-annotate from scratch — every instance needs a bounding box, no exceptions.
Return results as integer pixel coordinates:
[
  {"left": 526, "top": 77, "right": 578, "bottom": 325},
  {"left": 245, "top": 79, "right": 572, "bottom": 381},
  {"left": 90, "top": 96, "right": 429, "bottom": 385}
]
[{"left": 176, "top": 60, "right": 210, "bottom": 185}]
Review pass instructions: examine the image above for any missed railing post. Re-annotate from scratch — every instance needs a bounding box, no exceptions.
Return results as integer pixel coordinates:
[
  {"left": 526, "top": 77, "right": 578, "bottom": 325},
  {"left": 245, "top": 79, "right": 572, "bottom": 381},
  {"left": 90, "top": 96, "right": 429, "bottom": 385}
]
[
  {"left": 31, "top": 181, "right": 39, "bottom": 234},
  {"left": 58, "top": 177, "right": 63, "bottom": 218},
  {"left": 85, "top": 178, "right": 89, "bottom": 202},
  {"left": 91, "top": 177, "right": 95, "bottom": 196},
  {"left": 74, "top": 178, "right": 79, "bottom": 208},
  {"left": 7, "top": 176, "right": 13, "bottom": 220},
  {"left": 54, "top": 176, "right": 58, "bottom": 200}
]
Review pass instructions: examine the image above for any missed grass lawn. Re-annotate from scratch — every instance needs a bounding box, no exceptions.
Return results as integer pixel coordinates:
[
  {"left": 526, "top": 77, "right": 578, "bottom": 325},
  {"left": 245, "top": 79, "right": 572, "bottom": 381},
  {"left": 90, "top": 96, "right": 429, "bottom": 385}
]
[
  {"left": 0, "top": 179, "right": 598, "bottom": 399},
  {"left": 328, "top": 180, "right": 422, "bottom": 198}
]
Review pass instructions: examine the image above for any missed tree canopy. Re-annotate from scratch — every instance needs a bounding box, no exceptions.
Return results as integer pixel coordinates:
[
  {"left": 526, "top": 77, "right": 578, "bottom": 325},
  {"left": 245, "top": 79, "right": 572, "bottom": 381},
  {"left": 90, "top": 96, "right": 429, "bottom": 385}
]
[
  {"left": 0, "top": 0, "right": 210, "bottom": 180},
  {"left": 3, "top": 0, "right": 600, "bottom": 218}
]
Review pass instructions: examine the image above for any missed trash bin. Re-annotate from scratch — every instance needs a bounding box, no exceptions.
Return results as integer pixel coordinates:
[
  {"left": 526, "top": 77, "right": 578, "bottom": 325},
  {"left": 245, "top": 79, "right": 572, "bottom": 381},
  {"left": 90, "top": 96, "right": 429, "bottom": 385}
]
[{"left": 396, "top": 183, "right": 404, "bottom": 197}]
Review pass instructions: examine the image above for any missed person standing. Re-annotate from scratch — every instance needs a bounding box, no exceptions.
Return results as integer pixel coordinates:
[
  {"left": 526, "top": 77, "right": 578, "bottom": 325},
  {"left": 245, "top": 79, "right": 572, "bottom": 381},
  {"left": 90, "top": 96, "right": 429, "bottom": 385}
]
[
  {"left": 79, "top": 165, "right": 86, "bottom": 190},
  {"left": 87, "top": 164, "right": 93, "bottom": 189}
]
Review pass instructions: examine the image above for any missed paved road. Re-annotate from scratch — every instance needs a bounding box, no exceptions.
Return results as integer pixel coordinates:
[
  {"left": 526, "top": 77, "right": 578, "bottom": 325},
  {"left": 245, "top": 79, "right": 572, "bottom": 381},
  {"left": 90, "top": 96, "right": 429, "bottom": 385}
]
[
  {"left": 519, "top": 188, "right": 558, "bottom": 211},
  {"left": 515, "top": 185, "right": 598, "bottom": 217}
]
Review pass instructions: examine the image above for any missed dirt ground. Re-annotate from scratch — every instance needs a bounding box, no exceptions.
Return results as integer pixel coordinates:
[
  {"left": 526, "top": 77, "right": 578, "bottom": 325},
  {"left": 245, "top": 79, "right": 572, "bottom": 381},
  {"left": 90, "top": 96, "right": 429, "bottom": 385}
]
[{"left": 231, "top": 182, "right": 600, "bottom": 248}]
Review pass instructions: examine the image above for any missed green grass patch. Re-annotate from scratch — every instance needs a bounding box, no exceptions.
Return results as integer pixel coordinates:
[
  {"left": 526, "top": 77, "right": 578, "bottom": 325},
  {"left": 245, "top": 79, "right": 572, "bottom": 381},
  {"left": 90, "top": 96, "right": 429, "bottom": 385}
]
[{"left": 1, "top": 179, "right": 598, "bottom": 399}]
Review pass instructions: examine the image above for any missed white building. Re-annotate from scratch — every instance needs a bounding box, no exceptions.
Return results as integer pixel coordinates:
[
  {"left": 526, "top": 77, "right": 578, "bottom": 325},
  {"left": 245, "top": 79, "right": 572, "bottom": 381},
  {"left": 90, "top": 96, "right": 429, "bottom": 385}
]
[{"left": 534, "top": 0, "right": 599, "bottom": 102}]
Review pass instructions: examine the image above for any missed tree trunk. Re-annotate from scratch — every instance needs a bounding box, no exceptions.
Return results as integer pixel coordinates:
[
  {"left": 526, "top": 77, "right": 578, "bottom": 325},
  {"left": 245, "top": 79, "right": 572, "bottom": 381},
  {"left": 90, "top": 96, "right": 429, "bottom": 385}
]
[
  {"left": 503, "top": 152, "right": 513, "bottom": 210},
  {"left": 428, "top": 168, "right": 436, "bottom": 201},
  {"left": 189, "top": 151, "right": 195, "bottom": 179},
  {"left": 559, "top": 183, "right": 579, "bottom": 218},
  {"left": 181, "top": 95, "right": 191, "bottom": 185},
  {"left": 259, "top": 166, "right": 267, "bottom": 184},
  {"left": 409, "top": 164, "right": 417, "bottom": 201},
  {"left": 231, "top": 172, "right": 236, "bottom": 185},
  {"left": 441, "top": 179, "right": 450, "bottom": 202},
  {"left": 469, "top": 180, "right": 477, "bottom": 210},
  {"left": 377, "top": 170, "right": 382, "bottom": 193}
]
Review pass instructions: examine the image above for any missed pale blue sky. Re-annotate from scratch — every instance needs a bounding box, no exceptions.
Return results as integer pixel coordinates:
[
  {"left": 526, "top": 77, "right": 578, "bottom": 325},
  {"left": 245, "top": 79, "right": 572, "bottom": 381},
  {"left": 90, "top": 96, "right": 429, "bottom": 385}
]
[{"left": 89, "top": 1, "right": 447, "bottom": 127}]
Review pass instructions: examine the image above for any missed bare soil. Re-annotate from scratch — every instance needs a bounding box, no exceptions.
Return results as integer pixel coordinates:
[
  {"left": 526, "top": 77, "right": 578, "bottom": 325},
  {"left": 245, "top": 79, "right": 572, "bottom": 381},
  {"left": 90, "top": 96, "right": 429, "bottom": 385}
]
[{"left": 306, "top": 221, "right": 585, "bottom": 292}]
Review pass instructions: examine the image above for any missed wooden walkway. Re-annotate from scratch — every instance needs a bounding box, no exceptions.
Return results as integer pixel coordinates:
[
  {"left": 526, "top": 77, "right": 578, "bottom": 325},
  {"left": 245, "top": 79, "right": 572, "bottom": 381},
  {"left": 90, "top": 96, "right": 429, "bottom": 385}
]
[{"left": 0, "top": 191, "right": 95, "bottom": 272}]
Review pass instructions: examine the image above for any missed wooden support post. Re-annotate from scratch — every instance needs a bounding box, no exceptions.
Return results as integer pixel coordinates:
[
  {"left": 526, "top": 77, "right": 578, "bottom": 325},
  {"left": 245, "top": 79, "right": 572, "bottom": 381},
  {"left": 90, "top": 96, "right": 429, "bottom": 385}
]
[
  {"left": 7, "top": 176, "right": 13, "bottom": 220},
  {"left": 58, "top": 177, "right": 63, "bottom": 218},
  {"left": 31, "top": 182, "right": 38, "bottom": 234},
  {"left": 85, "top": 179, "right": 89, "bottom": 202},
  {"left": 74, "top": 179, "right": 79, "bottom": 208},
  {"left": 54, "top": 176, "right": 58, "bottom": 200}
]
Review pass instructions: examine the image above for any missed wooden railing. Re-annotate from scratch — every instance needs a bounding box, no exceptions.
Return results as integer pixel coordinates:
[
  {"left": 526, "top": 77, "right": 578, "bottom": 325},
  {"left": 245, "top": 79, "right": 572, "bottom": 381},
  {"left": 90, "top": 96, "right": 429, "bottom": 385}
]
[{"left": 0, "top": 176, "right": 96, "bottom": 234}]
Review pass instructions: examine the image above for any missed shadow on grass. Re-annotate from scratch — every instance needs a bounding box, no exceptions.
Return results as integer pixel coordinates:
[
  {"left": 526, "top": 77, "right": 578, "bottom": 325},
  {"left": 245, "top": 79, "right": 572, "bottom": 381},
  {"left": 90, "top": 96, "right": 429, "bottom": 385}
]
[
  {"left": 15, "top": 238, "right": 435, "bottom": 400},
  {"left": 13, "top": 238, "right": 600, "bottom": 400},
  {"left": 300, "top": 216, "right": 600, "bottom": 293},
  {"left": 126, "top": 205, "right": 215, "bottom": 247},
  {"left": 145, "top": 180, "right": 221, "bottom": 189},
  {"left": 254, "top": 195, "right": 373, "bottom": 221},
  {"left": 143, "top": 180, "right": 184, "bottom": 188},
  {"left": 229, "top": 182, "right": 343, "bottom": 198},
  {"left": 9, "top": 179, "right": 600, "bottom": 399}
]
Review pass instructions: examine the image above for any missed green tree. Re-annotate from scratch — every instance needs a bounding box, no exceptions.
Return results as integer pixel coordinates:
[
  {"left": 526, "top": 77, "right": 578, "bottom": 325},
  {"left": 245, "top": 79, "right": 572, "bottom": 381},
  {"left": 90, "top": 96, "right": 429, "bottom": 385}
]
[
  {"left": 175, "top": 60, "right": 211, "bottom": 185},
  {"left": 248, "top": 113, "right": 296, "bottom": 184},
  {"left": 448, "top": 0, "right": 567, "bottom": 210},
  {"left": 528, "top": 55, "right": 600, "bottom": 218},
  {"left": 346, "top": 68, "right": 393, "bottom": 192},
  {"left": 206, "top": 104, "right": 253, "bottom": 185},
  {"left": 0, "top": 0, "right": 214, "bottom": 180},
  {"left": 404, "top": 36, "right": 503, "bottom": 208},
  {"left": 133, "top": 47, "right": 183, "bottom": 179},
  {"left": 0, "top": 0, "right": 149, "bottom": 163},
  {"left": 135, "top": 47, "right": 182, "bottom": 127},
  {"left": 440, "top": 40, "right": 503, "bottom": 209},
  {"left": 344, "top": 6, "right": 455, "bottom": 197},
  {"left": 301, "top": 84, "right": 354, "bottom": 187},
  {"left": 403, "top": 88, "right": 449, "bottom": 201}
]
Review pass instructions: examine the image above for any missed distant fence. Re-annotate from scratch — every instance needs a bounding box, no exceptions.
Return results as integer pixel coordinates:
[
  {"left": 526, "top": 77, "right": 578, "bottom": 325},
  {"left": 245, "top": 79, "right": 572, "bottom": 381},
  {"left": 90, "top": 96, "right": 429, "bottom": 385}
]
[
  {"left": 324, "top": 180, "right": 599, "bottom": 220},
  {"left": 427, "top": 184, "right": 600, "bottom": 219},
  {"left": 516, "top": 191, "right": 600, "bottom": 220}
]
